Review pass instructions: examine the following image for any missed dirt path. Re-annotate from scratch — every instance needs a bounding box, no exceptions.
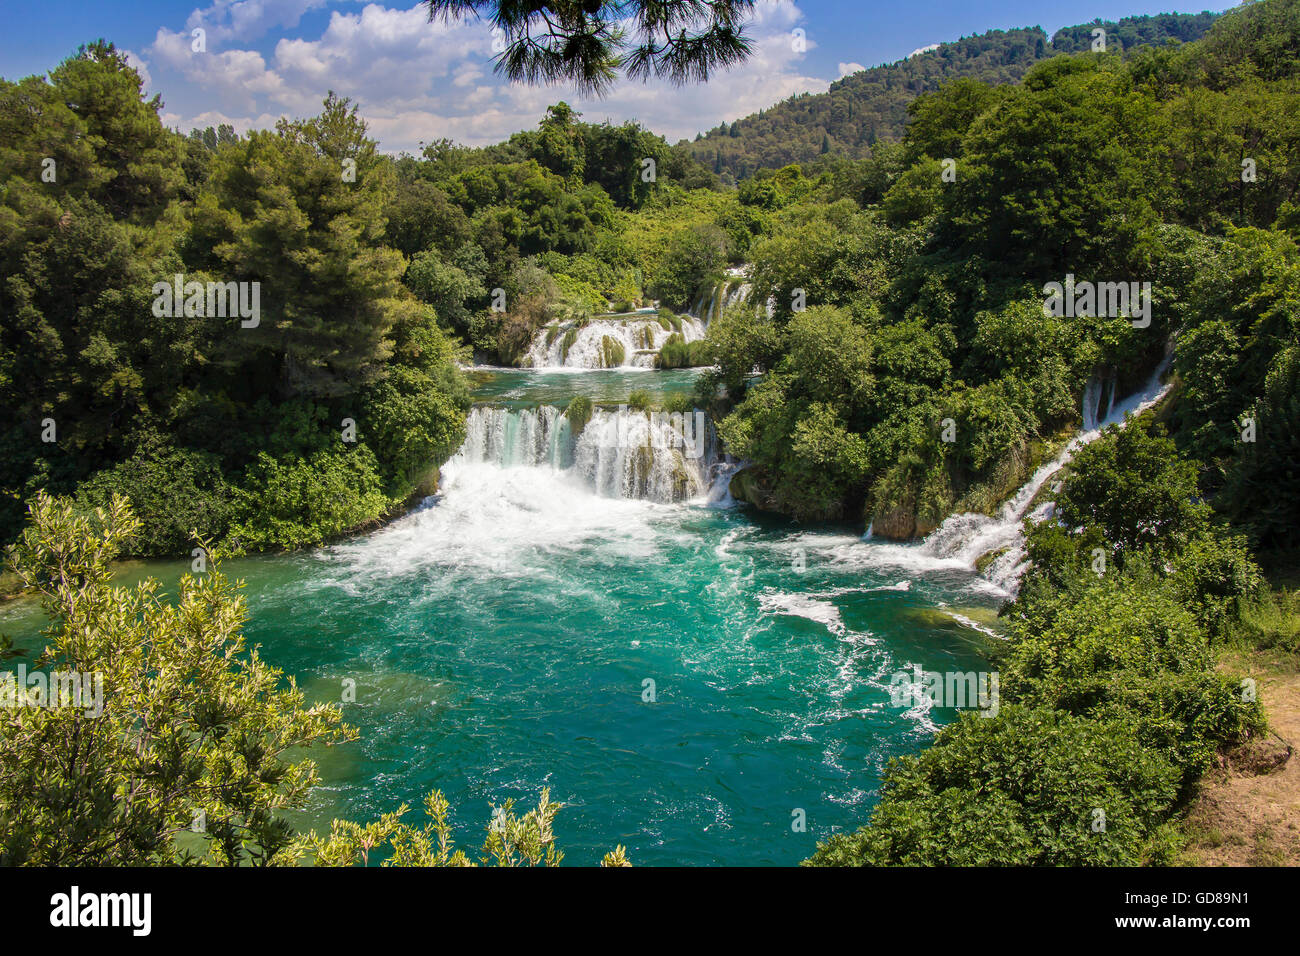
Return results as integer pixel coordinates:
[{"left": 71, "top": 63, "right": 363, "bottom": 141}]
[{"left": 1182, "top": 652, "right": 1300, "bottom": 866}]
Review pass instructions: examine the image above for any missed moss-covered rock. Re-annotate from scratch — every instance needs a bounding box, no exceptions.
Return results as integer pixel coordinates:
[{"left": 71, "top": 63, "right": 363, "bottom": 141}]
[
  {"left": 598, "top": 335, "right": 625, "bottom": 368},
  {"left": 564, "top": 395, "right": 593, "bottom": 436},
  {"left": 559, "top": 327, "right": 579, "bottom": 362},
  {"left": 729, "top": 467, "right": 777, "bottom": 510}
]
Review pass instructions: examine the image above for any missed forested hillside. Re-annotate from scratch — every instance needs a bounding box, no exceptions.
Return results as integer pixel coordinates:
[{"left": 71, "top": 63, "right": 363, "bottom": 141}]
[
  {"left": 663, "top": 0, "right": 1296, "bottom": 864},
  {"left": 683, "top": 11, "right": 1221, "bottom": 180}
]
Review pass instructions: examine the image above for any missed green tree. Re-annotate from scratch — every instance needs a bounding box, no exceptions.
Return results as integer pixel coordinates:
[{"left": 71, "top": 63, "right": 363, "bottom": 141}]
[
  {"left": 188, "top": 93, "right": 406, "bottom": 400},
  {"left": 427, "top": 1, "right": 756, "bottom": 95},
  {"left": 300, "top": 787, "right": 631, "bottom": 867},
  {"left": 1052, "top": 417, "right": 1208, "bottom": 559},
  {"left": 0, "top": 495, "right": 354, "bottom": 865}
]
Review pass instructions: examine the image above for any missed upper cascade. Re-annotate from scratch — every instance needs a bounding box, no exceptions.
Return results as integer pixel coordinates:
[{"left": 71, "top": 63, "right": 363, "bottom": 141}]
[
  {"left": 522, "top": 268, "right": 752, "bottom": 369},
  {"left": 448, "top": 402, "right": 733, "bottom": 503},
  {"left": 523, "top": 311, "right": 706, "bottom": 369},
  {"left": 689, "top": 271, "right": 753, "bottom": 325}
]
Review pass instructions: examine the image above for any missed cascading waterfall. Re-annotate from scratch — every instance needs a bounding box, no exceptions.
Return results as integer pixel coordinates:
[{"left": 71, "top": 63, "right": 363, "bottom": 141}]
[
  {"left": 690, "top": 269, "right": 753, "bottom": 324},
  {"left": 917, "top": 358, "right": 1174, "bottom": 595},
  {"left": 523, "top": 266, "right": 754, "bottom": 369},
  {"left": 523, "top": 312, "right": 707, "bottom": 369},
  {"left": 448, "top": 403, "right": 731, "bottom": 503}
]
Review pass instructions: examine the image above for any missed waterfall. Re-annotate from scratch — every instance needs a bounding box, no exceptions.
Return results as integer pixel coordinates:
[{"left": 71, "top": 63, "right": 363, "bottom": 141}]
[
  {"left": 692, "top": 269, "right": 753, "bottom": 324},
  {"left": 917, "top": 358, "right": 1174, "bottom": 595},
  {"left": 520, "top": 266, "right": 753, "bottom": 368},
  {"left": 448, "top": 403, "right": 728, "bottom": 503},
  {"left": 523, "top": 313, "right": 707, "bottom": 369}
]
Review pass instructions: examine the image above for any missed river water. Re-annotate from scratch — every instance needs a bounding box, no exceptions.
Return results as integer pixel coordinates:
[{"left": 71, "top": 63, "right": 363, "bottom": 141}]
[{"left": 1, "top": 367, "right": 1004, "bottom": 866}]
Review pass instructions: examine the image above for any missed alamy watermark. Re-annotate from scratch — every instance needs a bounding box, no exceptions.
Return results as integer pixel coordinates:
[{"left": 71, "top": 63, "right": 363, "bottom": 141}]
[
  {"left": 151, "top": 274, "right": 260, "bottom": 328},
  {"left": 1042, "top": 274, "right": 1151, "bottom": 328},
  {"left": 889, "top": 666, "right": 1000, "bottom": 717},
  {"left": 613, "top": 407, "right": 707, "bottom": 460},
  {"left": 1, "top": 664, "right": 103, "bottom": 717}
]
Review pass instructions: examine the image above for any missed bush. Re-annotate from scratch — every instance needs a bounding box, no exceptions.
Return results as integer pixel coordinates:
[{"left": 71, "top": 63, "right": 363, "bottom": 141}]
[
  {"left": 662, "top": 393, "right": 694, "bottom": 415},
  {"left": 229, "top": 447, "right": 391, "bottom": 550},
  {"left": 1237, "top": 589, "right": 1300, "bottom": 652},
  {"left": 73, "top": 435, "right": 233, "bottom": 557},
  {"left": 1055, "top": 418, "right": 1206, "bottom": 553},
  {"left": 806, "top": 706, "right": 1182, "bottom": 866},
  {"left": 1003, "top": 574, "right": 1264, "bottom": 780},
  {"left": 360, "top": 366, "right": 468, "bottom": 498},
  {"left": 626, "top": 390, "right": 653, "bottom": 412},
  {"left": 656, "top": 334, "right": 713, "bottom": 369}
]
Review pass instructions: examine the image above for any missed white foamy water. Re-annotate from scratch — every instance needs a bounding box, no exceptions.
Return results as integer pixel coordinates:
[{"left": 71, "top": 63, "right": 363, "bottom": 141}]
[
  {"left": 524, "top": 313, "right": 707, "bottom": 368},
  {"left": 917, "top": 357, "right": 1174, "bottom": 595},
  {"left": 450, "top": 403, "right": 729, "bottom": 502},
  {"left": 757, "top": 589, "right": 851, "bottom": 638},
  {"left": 522, "top": 270, "right": 754, "bottom": 368}
]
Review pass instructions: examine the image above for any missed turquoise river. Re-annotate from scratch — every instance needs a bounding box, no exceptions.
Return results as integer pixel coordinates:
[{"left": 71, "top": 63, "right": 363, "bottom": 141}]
[{"left": 1, "top": 367, "right": 1006, "bottom": 866}]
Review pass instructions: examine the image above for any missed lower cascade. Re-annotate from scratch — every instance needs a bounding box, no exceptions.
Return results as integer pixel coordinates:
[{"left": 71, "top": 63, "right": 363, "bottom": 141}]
[
  {"left": 917, "top": 359, "right": 1174, "bottom": 595},
  {"left": 447, "top": 403, "right": 729, "bottom": 502}
]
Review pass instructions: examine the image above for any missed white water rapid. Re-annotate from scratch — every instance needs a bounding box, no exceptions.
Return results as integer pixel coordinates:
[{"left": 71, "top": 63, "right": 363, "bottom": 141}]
[
  {"left": 523, "top": 312, "right": 708, "bottom": 369},
  {"left": 522, "top": 269, "right": 752, "bottom": 368}
]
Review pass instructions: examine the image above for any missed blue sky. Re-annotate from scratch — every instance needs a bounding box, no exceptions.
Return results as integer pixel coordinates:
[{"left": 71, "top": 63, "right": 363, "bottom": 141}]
[{"left": 0, "top": 0, "right": 1234, "bottom": 152}]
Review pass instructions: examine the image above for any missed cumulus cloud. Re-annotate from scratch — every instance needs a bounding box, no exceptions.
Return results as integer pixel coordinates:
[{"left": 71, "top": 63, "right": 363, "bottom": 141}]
[
  {"left": 837, "top": 62, "right": 865, "bottom": 77},
  {"left": 908, "top": 43, "right": 940, "bottom": 58},
  {"left": 148, "top": 0, "right": 832, "bottom": 152},
  {"left": 187, "top": 0, "right": 332, "bottom": 45}
]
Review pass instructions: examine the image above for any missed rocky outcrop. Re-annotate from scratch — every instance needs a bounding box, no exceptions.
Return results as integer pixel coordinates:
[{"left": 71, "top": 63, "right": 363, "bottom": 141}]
[{"left": 728, "top": 467, "right": 778, "bottom": 511}]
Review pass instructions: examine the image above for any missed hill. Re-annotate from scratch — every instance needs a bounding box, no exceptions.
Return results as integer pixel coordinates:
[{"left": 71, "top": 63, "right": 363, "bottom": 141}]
[{"left": 682, "top": 11, "right": 1222, "bottom": 180}]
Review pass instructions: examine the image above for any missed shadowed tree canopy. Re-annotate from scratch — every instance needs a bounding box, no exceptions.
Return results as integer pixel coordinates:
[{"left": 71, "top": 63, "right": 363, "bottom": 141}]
[{"left": 425, "top": 0, "right": 755, "bottom": 95}]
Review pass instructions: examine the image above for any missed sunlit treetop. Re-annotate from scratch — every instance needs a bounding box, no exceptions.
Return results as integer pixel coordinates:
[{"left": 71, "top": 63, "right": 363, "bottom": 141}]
[{"left": 425, "top": 0, "right": 755, "bottom": 96}]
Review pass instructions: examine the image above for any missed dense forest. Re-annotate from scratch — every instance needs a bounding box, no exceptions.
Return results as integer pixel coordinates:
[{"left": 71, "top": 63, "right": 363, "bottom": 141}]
[
  {"left": 2, "top": 0, "right": 1300, "bottom": 868},
  {"left": 683, "top": 11, "right": 1223, "bottom": 181},
  {"left": 0, "top": 57, "right": 724, "bottom": 556}
]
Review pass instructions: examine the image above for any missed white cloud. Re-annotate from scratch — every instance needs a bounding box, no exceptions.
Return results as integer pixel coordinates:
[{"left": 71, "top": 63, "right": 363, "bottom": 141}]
[
  {"left": 908, "top": 43, "right": 940, "bottom": 58},
  {"left": 148, "top": 0, "right": 833, "bottom": 152},
  {"left": 837, "top": 62, "right": 865, "bottom": 77},
  {"left": 187, "top": 0, "right": 332, "bottom": 45}
]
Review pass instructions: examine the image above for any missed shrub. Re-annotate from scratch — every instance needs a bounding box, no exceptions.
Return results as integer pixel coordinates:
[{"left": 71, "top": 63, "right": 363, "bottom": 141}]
[
  {"left": 229, "top": 447, "right": 391, "bottom": 550},
  {"left": 806, "top": 706, "right": 1181, "bottom": 866},
  {"left": 1, "top": 494, "right": 352, "bottom": 865},
  {"left": 662, "top": 393, "right": 694, "bottom": 415},
  {"left": 564, "top": 395, "right": 593, "bottom": 435},
  {"left": 1237, "top": 588, "right": 1300, "bottom": 652},
  {"left": 360, "top": 366, "right": 468, "bottom": 499},
  {"left": 1003, "top": 574, "right": 1264, "bottom": 780},
  {"left": 656, "top": 334, "right": 713, "bottom": 369},
  {"left": 72, "top": 435, "right": 233, "bottom": 557}
]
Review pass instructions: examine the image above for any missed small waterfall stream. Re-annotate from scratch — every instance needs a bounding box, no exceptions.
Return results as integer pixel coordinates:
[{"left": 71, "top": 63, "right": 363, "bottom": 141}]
[
  {"left": 522, "top": 268, "right": 751, "bottom": 369},
  {"left": 522, "top": 312, "right": 708, "bottom": 369},
  {"left": 916, "top": 359, "right": 1173, "bottom": 595}
]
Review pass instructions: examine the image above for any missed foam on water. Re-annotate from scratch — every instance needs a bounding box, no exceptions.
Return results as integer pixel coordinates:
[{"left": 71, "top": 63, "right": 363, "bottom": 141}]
[{"left": 524, "top": 314, "right": 707, "bottom": 368}]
